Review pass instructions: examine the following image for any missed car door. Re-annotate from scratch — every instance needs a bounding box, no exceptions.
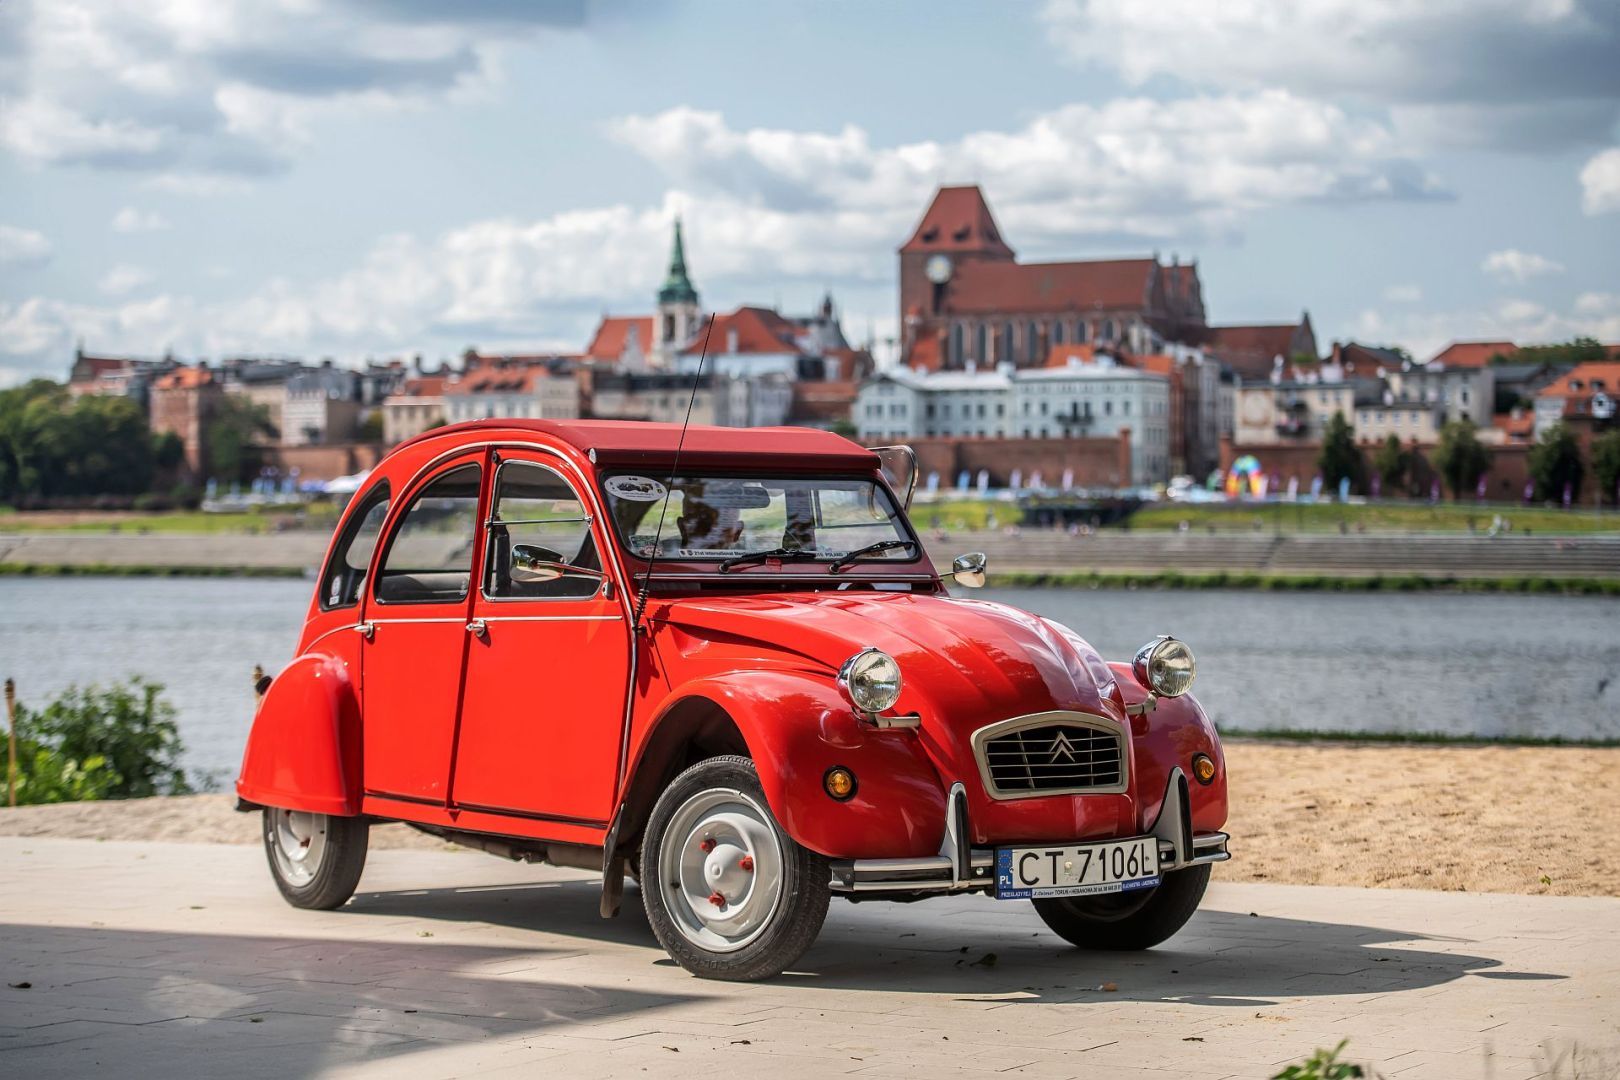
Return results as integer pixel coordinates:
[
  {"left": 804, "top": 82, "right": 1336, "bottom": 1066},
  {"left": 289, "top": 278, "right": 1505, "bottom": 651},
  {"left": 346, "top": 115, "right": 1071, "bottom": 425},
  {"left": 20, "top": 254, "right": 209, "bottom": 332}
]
[
  {"left": 451, "top": 452, "right": 631, "bottom": 826},
  {"left": 360, "top": 453, "right": 486, "bottom": 806}
]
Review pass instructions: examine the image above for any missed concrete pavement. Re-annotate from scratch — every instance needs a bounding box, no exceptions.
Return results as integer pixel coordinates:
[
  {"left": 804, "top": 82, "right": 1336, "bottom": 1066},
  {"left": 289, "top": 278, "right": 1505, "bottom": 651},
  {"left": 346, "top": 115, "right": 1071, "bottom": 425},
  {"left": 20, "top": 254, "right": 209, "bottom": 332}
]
[{"left": 1, "top": 837, "right": 1616, "bottom": 1079}]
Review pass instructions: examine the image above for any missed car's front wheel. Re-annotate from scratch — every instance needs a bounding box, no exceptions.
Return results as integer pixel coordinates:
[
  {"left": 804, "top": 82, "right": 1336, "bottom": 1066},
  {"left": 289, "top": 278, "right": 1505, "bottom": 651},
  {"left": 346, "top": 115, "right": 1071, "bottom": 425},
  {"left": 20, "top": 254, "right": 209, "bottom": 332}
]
[
  {"left": 1032, "top": 863, "right": 1210, "bottom": 950},
  {"left": 262, "top": 807, "right": 369, "bottom": 910},
  {"left": 640, "top": 755, "right": 830, "bottom": 981}
]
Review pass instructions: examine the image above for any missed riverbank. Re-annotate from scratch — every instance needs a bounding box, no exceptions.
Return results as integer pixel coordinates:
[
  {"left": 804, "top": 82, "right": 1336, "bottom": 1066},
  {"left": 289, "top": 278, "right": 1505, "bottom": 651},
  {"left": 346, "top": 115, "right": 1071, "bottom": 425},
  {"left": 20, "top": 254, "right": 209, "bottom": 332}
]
[{"left": 4, "top": 740, "right": 1616, "bottom": 897}]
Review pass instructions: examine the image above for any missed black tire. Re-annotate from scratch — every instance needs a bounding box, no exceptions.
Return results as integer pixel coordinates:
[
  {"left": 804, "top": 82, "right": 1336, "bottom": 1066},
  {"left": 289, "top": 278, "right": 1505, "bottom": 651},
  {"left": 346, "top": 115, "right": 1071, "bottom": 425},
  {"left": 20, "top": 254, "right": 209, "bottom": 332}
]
[
  {"left": 1033, "top": 864, "right": 1210, "bottom": 950},
  {"left": 639, "top": 755, "right": 830, "bottom": 981},
  {"left": 262, "top": 808, "right": 370, "bottom": 911}
]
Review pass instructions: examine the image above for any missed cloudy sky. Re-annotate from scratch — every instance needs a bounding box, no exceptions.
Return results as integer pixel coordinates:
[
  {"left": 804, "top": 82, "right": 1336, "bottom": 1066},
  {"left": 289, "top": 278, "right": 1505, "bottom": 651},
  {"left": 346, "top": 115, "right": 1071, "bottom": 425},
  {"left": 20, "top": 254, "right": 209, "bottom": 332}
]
[{"left": 2, "top": 0, "right": 1618, "bottom": 386}]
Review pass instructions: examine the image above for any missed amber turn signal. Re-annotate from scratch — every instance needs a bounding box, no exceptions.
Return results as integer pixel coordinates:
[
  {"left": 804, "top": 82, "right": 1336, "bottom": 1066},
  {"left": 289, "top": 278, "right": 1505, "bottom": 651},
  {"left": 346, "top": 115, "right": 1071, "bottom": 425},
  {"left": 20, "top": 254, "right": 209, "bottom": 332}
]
[
  {"left": 824, "top": 766, "right": 857, "bottom": 801},
  {"left": 1192, "top": 753, "right": 1216, "bottom": 785}
]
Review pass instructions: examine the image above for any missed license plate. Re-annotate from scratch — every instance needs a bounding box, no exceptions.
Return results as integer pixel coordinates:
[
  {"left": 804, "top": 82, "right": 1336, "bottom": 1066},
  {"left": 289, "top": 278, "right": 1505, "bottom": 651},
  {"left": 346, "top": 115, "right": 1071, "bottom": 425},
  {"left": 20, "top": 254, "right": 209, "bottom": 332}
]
[{"left": 994, "top": 837, "right": 1161, "bottom": 900}]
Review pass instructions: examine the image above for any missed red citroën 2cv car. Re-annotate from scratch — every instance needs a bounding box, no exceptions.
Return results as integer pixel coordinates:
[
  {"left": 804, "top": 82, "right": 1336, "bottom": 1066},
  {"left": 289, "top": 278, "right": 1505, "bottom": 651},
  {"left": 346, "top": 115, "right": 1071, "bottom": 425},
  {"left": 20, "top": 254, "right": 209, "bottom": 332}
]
[{"left": 238, "top": 419, "right": 1229, "bottom": 980}]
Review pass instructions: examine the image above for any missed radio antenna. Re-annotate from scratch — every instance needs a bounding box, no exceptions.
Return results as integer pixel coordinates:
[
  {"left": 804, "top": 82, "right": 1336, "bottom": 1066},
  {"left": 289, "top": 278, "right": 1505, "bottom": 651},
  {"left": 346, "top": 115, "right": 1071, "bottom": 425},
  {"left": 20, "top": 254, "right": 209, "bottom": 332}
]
[{"left": 632, "top": 313, "right": 713, "bottom": 633}]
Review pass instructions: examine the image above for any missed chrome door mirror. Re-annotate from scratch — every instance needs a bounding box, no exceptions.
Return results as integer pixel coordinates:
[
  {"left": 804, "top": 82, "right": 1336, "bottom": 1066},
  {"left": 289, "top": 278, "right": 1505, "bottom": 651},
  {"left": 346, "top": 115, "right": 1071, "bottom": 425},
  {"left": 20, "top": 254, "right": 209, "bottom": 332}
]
[
  {"left": 510, "top": 544, "right": 565, "bottom": 583},
  {"left": 951, "top": 551, "right": 987, "bottom": 588}
]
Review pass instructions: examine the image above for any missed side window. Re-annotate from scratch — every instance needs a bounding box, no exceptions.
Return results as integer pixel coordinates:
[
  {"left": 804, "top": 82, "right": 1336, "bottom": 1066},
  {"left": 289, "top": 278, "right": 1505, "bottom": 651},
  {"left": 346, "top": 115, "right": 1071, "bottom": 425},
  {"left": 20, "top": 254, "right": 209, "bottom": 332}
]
[
  {"left": 485, "top": 462, "right": 603, "bottom": 600},
  {"left": 319, "top": 482, "right": 390, "bottom": 610},
  {"left": 375, "top": 463, "right": 482, "bottom": 604}
]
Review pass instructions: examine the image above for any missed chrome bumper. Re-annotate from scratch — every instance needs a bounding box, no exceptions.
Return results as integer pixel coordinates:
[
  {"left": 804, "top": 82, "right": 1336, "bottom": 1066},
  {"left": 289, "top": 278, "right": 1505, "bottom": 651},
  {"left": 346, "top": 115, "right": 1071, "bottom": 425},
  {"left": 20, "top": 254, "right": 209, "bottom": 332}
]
[{"left": 828, "top": 768, "right": 1230, "bottom": 895}]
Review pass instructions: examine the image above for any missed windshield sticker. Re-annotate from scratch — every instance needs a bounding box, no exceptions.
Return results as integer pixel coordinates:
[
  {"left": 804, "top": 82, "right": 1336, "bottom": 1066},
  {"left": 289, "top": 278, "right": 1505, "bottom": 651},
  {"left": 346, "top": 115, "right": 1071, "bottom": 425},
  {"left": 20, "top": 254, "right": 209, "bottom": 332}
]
[{"left": 606, "top": 475, "right": 668, "bottom": 502}]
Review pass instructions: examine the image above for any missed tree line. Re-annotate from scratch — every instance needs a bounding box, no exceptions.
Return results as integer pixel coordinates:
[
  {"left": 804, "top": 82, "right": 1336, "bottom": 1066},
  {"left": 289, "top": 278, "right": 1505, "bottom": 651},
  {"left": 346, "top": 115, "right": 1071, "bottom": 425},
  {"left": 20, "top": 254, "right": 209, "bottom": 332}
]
[{"left": 1317, "top": 411, "right": 1620, "bottom": 505}]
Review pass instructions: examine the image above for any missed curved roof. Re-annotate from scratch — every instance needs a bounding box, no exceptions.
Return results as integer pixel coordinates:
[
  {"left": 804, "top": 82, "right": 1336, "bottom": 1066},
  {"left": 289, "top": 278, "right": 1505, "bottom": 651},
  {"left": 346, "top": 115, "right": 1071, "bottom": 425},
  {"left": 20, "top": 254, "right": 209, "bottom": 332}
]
[{"left": 395, "top": 418, "right": 878, "bottom": 471}]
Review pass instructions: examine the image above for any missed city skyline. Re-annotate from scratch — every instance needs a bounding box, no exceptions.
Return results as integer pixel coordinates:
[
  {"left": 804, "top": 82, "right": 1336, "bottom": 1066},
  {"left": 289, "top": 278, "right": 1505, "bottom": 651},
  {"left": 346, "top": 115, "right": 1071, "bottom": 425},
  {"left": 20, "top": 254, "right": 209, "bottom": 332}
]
[{"left": 3, "top": 0, "right": 1618, "bottom": 387}]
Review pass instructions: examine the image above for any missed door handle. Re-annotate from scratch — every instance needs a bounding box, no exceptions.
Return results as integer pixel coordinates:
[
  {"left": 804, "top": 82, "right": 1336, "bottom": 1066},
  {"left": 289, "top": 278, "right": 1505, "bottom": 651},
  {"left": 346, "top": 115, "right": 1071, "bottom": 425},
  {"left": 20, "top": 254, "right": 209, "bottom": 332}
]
[
  {"left": 467, "top": 619, "right": 488, "bottom": 639},
  {"left": 353, "top": 621, "right": 375, "bottom": 641}
]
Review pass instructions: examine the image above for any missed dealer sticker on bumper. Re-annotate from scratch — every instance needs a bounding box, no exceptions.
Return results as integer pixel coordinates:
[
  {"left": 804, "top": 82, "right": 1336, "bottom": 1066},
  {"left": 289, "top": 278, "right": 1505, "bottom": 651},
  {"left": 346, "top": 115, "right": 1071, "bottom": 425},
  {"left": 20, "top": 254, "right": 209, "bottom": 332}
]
[{"left": 995, "top": 837, "right": 1161, "bottom": 900}]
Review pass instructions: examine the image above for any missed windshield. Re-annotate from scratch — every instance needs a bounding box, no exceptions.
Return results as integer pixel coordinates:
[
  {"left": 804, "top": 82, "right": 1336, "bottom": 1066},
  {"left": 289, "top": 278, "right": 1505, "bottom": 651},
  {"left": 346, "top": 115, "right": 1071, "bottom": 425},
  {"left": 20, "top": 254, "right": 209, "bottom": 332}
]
[{"left": 602, "top": 472, "right": 915, "bottom": 566}]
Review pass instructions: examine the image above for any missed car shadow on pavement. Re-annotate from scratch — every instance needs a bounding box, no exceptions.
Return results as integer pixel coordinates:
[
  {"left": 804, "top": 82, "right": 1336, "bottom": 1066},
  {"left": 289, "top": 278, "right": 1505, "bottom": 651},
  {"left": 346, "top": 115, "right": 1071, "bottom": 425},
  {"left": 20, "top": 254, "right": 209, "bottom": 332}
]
[
  {"left": 344, "top": 878, "right": 1566, "bottom": 1007},
  {"left": 0, "top": 920, "right": 710, "bottom": 1080}
]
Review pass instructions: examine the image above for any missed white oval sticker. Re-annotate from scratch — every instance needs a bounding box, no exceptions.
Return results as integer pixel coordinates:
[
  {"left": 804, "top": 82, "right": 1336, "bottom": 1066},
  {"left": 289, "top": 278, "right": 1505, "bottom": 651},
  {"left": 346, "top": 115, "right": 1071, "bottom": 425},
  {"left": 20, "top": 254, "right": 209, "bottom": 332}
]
[{"left": 605, "top": 475, "right": 668, "bottom": 503}]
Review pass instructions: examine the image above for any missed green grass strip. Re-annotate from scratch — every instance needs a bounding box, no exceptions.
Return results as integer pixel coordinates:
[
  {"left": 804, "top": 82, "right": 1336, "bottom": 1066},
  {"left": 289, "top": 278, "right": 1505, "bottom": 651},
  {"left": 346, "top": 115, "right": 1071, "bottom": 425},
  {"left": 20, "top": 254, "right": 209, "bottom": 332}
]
[
  {"left": 0, "top": 562, "right": 306, "bottom": 579},
  {"left": 989, "top": 569, "right": 1620, "bottom": 595}
]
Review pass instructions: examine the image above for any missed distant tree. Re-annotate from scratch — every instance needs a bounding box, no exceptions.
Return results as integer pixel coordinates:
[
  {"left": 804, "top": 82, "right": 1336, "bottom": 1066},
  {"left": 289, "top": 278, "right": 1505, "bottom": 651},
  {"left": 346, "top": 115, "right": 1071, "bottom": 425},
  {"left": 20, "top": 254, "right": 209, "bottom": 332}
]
[
  {"left": 1504, "top": 337, "right": 1606, "bottom": 368},
  {"left": 1372, "top": 434, "right": 1407, "bottom": 493},
  {"left": 829, "top": 418, "right": 858, "bottom": 439},
  {"left": 1315, "top": 412, "right": 1364, "bottom": 494},
  {"left": 0, "top": 380, "right": 154, "bottom": 502},
  {"left": 1431, "top": 420, "right": 1489, "bottom": 500},
  {"left": 152, "top": 430, "right": 184, "bottom": 471},
  {"left": 1528, "top": 422, "right": 1584, "bottom": 503},
  {"left": 1593, "top": 430, "right": 1620, "bottom": 507},
  {"left": 357, "top": 410, "right": 385, "bottom": 443},
  {"left": 205, "top": 395, "right": 273, "bottom": 483}
]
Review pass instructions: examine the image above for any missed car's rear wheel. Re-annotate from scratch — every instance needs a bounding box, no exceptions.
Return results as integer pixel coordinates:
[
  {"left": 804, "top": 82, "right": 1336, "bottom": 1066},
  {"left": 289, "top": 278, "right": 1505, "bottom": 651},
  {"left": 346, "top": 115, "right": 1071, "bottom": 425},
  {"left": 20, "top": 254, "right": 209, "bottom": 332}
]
[
  {"left": 640, "top": 755, "right": 829, "bottom": 981},
  {"left": 263, "top": 807, "right": 369, "bottom": 910},
  {"left": 1032, "top": 863, "right": 1210, "bottom": 950}
]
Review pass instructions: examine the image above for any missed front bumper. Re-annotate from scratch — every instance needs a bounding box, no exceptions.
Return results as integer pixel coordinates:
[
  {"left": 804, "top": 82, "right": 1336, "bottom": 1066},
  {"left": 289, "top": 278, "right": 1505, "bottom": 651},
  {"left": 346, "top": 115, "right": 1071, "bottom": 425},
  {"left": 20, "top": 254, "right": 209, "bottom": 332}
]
[{"left": 828, "top": 767, "right": 1229, "bottom": 896}]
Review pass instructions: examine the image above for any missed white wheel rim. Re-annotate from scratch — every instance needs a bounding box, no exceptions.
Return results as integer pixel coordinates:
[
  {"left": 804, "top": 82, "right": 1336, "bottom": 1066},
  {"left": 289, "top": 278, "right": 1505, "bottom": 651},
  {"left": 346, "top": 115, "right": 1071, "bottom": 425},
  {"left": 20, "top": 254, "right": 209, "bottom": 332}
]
[
  {"left": 658, "top": 788, "right": 785, "bottom": 953},
  {"left": 269, "top": 808, "right": 328, "bottom": 887}
]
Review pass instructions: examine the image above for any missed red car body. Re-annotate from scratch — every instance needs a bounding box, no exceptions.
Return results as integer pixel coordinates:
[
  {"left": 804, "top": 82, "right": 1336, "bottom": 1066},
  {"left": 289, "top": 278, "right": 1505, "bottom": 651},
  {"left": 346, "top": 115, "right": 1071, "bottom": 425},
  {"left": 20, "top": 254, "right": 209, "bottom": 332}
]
[{"left": 239, "top": 419, "right": 1229, "bottom": 975}]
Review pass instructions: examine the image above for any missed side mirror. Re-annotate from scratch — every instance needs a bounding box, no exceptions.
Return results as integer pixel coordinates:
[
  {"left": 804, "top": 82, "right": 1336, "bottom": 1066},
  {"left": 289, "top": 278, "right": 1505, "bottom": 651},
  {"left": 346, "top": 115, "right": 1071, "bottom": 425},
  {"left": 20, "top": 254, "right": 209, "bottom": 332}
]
[
  {"left": 510, "top": 544, "right": 565, "bottom": 583},
  {"left": 951, "top": 551, "right": 987, "bottom": 588}
]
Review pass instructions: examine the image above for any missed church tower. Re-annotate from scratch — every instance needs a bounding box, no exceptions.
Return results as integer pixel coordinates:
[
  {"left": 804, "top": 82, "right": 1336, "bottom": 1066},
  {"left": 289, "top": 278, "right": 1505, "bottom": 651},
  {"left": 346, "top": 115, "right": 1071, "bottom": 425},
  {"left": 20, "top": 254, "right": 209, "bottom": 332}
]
[{"left": 654, "top": 217, "right": 701, "bottom": 367}]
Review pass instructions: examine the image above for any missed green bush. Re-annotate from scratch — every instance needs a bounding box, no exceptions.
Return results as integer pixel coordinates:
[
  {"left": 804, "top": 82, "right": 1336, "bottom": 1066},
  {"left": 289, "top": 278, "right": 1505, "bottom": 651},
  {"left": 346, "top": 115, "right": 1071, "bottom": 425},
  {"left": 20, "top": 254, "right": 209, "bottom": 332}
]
[
  {"left": 8, "top": 678, "right": 191, "bottom": 804},
  {"left": 1273, "top": 1040, "right": 1367, "bottom": 1080}
]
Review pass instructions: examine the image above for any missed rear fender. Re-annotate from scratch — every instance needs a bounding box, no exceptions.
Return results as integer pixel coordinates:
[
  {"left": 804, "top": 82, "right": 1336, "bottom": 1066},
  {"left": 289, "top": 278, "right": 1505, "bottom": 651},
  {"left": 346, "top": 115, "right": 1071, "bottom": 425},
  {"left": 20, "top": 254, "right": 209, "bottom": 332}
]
[
  {"left": 1110, "top": 661, "right": 1228, "bottom": 835},
  {"left": 236, "top": 651, "right": 362, "bottom": 816},
  {"left": 624, "top": 672, "right": 947, "bottom": 860}
]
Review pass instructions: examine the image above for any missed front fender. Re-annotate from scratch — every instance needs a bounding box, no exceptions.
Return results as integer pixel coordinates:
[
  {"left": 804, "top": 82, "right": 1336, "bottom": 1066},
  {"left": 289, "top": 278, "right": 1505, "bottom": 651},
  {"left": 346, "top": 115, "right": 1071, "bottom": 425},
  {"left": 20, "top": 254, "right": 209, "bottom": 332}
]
[
  {"left": 1110, "top": 661, "right": 1228, "bottom": 835},
  {"left": 639, "top": 672, "right": 948, "bottom": 859},
  {"left": 236, "top": 651, "right": 362, "bottom": 816}
]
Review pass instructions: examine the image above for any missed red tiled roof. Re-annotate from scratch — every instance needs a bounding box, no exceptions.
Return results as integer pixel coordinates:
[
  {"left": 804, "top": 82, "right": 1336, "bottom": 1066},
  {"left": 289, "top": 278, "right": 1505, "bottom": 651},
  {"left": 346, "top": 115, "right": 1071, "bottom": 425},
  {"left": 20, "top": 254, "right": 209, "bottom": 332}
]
[
  {"left": 906, "top": 334, "right": 944, "bottom": 373},
  {"left": 73, "top": 355, "right": 129, "bottom": 380},
  {"left": 790, "top": 380, "right": 859, "bottom": 422},
  {"left": 392, "top": 375, "right": 448, "bottom": 399},
  {"left": 901, "top": 185, "right": 1015, "bottom": 257},
  {"left": 1428, "top": 340, "right": 1517, "bottom": 368},
  {"left": 1537, "top": 361, "right": 1620, "bottom": 416},
  {"left": 1207, "top": 324, "right": 1296, "bottom": 356},
  {"left": 153, "top": 366, "right": 214, "bottom": 390},
  {"left": 585, "top": 316, "right": 655, "bottom": 360},
  {"left": 1043, "top": 343, "right": 1099, "bottom": 368},
  {"left": 1491, "top": 413, "right": 1534, "bottom": 441},
  {"left": 444, "top": 368, "right": 565, "bottom": 396},
  {"left": 946, "top": 258, "right": 1156, "bottom": 315},
  {"left": 681, "top": 306, "right": 800, "bottom": 355}
]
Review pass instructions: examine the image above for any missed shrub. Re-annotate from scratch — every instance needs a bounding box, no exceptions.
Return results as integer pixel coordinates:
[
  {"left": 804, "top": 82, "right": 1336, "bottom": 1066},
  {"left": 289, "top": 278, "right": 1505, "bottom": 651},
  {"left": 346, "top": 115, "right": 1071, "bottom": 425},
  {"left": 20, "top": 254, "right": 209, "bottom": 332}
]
[
  {"left": 1272, "top": 1040, "right": 1367, "bottom": 1080},
  {"left": 9, "top": 678, "right": 191, "bottom": 804}
]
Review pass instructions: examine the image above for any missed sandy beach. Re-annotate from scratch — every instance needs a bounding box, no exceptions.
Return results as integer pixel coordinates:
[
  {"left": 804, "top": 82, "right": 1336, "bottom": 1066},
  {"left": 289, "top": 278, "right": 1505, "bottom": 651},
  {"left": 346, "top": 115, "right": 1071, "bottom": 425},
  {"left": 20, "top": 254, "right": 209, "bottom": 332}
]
[{"left": 3, "top": 740, "right": 1616, "bottom": 897}]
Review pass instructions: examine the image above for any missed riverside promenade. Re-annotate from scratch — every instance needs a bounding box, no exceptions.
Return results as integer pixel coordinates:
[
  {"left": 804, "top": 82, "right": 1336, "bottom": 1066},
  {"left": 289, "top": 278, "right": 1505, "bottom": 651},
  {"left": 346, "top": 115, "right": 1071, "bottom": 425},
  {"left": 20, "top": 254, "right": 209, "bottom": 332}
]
[
  {"left": 2, "top": 837, "right": 1616, "bottom": 1079},
  {"left": 5, "top": 529, "right": 1620, "bottom": 579}
]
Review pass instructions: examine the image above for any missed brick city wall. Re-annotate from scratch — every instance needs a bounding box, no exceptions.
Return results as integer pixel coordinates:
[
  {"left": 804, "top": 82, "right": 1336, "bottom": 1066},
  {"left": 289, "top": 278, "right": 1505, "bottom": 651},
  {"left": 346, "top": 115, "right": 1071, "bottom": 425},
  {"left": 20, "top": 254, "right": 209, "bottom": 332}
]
[
  {"left": 1220, "top": 438, "right": 1534, "bottom": 500},
  {"left": 265, "top": 443, "right": 386, "bottom": 483},
  {"left": 877, "top": 432, "right": 1132, "bottom": 489}
]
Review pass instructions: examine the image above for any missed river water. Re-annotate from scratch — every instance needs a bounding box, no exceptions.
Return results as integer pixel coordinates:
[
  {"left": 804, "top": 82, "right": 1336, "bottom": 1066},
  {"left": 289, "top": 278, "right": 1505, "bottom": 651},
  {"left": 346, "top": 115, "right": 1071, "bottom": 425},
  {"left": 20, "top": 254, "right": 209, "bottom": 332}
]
[{"left": 2, "top": 578, "right": 1615, "bottom": 781}]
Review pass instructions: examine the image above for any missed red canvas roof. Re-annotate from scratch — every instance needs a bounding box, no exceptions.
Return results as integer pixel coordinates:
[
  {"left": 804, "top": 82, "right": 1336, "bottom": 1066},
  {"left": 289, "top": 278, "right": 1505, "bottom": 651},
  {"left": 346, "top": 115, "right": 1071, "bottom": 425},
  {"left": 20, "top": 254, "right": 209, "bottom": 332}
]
[
  {"left": 586, "top": 316, "right": 655, "bottom": 360},
  {"left": 947, "top": 258, "right": 1155, "bottom": 314},
  {"left": 1428, "top": 340, "right": 1517, "bottom": 368},
  {"left": 396, "top": 418, "right": 877, "bottom": 471},
  {"left": 900, "top": 185, "right": 1015, "bottom": 257}
]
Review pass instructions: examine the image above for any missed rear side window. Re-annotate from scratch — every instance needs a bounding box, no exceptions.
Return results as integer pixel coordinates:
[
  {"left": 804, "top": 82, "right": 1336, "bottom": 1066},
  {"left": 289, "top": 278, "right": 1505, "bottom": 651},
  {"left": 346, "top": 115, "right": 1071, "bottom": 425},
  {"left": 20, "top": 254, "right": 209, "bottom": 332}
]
[
  {"left": 374, "top": 463, "right": 482, "bottom": 605},
  {"left": 319, "top": 481, "right": 390, "bottom": 611}
]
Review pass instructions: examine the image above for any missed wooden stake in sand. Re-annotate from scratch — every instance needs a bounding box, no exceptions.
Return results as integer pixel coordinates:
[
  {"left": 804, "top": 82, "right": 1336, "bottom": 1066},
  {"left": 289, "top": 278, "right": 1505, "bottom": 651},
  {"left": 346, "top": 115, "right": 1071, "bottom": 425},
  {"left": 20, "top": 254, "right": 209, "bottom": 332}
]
[{"left": 5, "top": 677, "right": 16, "bottom": 808}]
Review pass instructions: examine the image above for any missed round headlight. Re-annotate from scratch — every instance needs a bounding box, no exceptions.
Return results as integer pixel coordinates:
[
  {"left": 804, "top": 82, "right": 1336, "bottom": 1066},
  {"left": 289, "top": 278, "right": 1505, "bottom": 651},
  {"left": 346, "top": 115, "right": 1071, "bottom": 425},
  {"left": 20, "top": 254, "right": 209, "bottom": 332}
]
[
  {"left": 838, "top": 648, "right": 902, "bottom": 714},
  {"left": 1132, "top": 636, "right": 1196, "bottom": 698}
]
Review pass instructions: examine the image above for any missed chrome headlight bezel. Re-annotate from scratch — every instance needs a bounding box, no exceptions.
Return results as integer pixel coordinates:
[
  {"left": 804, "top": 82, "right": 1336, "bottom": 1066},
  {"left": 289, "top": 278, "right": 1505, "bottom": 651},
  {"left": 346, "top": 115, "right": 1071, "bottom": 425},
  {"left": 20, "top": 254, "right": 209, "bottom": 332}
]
[
  {"left": 1132, "top": 636, "right": 1196, "bottom": 698},
  {"left": 837, "top": 647, "right": 902, "bottom": 714}
]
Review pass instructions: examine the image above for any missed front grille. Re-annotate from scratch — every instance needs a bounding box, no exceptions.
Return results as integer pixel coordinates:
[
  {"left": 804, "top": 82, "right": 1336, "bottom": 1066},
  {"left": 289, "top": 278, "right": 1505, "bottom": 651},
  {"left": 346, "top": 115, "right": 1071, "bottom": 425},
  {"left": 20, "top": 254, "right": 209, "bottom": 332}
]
[{"left": 980, "top": 721, "right": 1124, "bottom": 796}]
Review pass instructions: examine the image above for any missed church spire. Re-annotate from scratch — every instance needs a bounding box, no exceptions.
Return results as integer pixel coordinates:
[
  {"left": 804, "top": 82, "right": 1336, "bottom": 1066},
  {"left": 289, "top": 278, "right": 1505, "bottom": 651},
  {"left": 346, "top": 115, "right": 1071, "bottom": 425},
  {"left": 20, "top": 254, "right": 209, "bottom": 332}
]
[{"left": 658, "top": 217, "right": 699, "bottom": 306}]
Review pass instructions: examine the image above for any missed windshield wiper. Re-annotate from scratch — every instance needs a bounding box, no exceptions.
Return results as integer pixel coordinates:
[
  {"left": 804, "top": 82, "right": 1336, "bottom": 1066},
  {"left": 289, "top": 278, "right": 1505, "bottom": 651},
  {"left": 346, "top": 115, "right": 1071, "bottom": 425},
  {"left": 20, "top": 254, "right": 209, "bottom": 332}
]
[
  {"left": 717, "top": 547, "right": 820, "bottom": 573},
  {"left": 828, "top": 539, "right": 916, "bottom": 573}
]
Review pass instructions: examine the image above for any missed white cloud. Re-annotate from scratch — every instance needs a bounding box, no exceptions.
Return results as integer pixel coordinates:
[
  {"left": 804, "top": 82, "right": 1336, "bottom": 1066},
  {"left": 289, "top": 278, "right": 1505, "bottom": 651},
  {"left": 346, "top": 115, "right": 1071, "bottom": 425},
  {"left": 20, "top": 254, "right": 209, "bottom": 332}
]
[
  {"left": 1580, "top": 148, "right": 1620, "bottom": 215},
  {"left": 0, "top": 224, "right": 53, "bottom": 266},
  {"left": 611, "top": 98, "right": 1444, "bottom": 247},
  {"left": 0, "top": 0, "right": 593, "bottom": 179},
  {"left": 1353, "top": 293, "right": 1620, "bottom": 360},
  {"left": 111, "top": 207, "right": 171, "bottom": 233},
  {"left": 99, "top": 265, "right": 154, "bottom": 296},
  {"left": 1040, "top": 0, "right": 1620, "bottom": 152},
  {"left": 1481, "top": 249, "right": 1565, "bottom": 282},
  {"left": 1383, "top": 284, "right": 1423, "bottom": 303}
]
